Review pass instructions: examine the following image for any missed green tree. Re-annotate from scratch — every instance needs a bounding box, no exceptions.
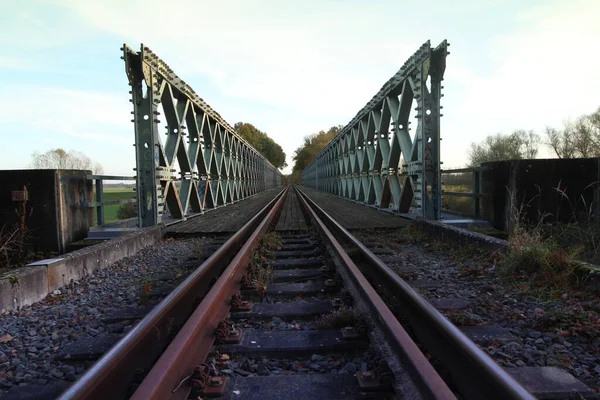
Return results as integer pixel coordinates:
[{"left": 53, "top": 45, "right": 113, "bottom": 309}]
[
  {"left": 234, "top": 122, "right": 287, "bottom": 168},
  {"left": 468, "top": 130, "right": 540, "bottom": 166},
  {"left": 546, "top": 107, "right": 600, "bottom": 158},
  {"left": 292, "top": 126, "right": 343, "bottom": 173}
]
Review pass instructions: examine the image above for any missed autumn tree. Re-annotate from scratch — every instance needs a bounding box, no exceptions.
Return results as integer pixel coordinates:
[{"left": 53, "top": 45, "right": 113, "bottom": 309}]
[
  {"left": 292, "top": 126, "right": 343, "bottom": 173},
  {"left": 30, "top": 148, "right": 104, "bottom": 174},
  {"left": 546, "top": 107, "right": 600, "bottom": 158},
  {"left": 468, "top": 130, "right": 540, "bottom": 166},
  {"left": 234, "top": 122, "right": 287, "bottom": 168}
]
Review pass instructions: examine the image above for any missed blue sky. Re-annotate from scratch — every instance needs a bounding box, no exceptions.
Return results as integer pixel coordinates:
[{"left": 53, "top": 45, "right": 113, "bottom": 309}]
[{"left": 1, "top": 0, "right": 598, "bottom": 175}]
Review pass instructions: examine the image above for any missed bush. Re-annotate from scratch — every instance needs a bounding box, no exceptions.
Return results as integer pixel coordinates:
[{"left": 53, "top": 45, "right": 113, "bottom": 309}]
[{"left": 116, "top": 203, "right": 136, "bottom": 219}]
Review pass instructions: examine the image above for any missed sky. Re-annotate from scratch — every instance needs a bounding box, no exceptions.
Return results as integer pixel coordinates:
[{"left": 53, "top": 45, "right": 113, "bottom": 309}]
[{"left": 1, "top": 0, "right": 599, "bottom": 175}]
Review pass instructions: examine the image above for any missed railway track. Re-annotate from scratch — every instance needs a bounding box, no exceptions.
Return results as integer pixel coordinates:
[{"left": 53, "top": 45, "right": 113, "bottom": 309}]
[{"left": 57, "top": 186, "right": 534, "bottom": 399}]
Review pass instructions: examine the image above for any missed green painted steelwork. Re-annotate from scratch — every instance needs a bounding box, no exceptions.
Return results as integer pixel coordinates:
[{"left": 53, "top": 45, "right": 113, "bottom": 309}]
[
  {"left": 301, "top": 40, "right": 448, "bottom": 220},
  {"left": 123, "top": 44, "right": 281, "bottom": 227}
]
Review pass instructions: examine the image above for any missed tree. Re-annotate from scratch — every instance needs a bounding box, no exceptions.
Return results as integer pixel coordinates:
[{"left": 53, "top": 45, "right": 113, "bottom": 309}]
[
  {"left": 292, "top": 126, "right": 343, "bottom": 173},
  {"left": 30, "top": 148, "right": 104, "bottom": 174},
  {"left": 234, "top": 122, "right": 287, "bottom": 169},
  {"left": 546, "top": 107, "right": 600, "bottom": 158},
  {"left": 468, "top": 130, "right": 540, "bottom": 166}
]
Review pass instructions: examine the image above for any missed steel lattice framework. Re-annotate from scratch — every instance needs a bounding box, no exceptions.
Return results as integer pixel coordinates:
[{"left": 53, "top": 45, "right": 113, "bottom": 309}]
[
  {"left": 123, "top": 44, "right": 281, "bottom": 227},
  {"left": 301, "top": 40, "right": 448, "bottom": 219}
]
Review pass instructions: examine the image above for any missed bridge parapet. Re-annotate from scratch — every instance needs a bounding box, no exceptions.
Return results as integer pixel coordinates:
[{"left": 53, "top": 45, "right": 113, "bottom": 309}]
[
  {"left": 301, "top": 40, "right": 448, "bottom": 220},
  {"left": 122, "top": 44, "right": 281, "bottom": 227}
]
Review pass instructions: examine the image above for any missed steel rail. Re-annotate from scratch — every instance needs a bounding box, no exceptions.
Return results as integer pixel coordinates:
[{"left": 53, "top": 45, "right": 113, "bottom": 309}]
[
  {"left": 296, "top": 187, "right": 455, "bottom": 399},
  {"left": 59, "top": 187, "right": 287, "bottom": 400},
  {"left": 129, "top": 188, "right": 289, "bottom": 399},
  {"left": 295, "top": 186, "right": 536, "bottom": 400}
]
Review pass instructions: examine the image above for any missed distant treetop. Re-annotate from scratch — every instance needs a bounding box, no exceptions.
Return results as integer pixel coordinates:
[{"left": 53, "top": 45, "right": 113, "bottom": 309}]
[
  {"left": 234, "top": 122, "right": 287, "bottom": 169},
  {"left": 30, "top": 148, "right": 104, "bottom": 174}
]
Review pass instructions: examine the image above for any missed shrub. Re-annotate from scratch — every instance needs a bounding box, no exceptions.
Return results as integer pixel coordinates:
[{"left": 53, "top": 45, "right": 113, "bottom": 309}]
[
  {"left": 116, "top": 202, "right": 136, "bottom": 219},
  {"left": 497, "top": 195, "right": 595, "bottom": 290}
]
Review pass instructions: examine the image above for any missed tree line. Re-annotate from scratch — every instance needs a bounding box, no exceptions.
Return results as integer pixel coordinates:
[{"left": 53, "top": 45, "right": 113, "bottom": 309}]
[
  {"left": 286, "top": 125, "right": 343, "bottom": 183},
  {"left": 29, "top": 121, "right": 287, "bottom": 174},
  {"left": 234, "top": 122, "right": 286, "bottom": 169},
  {"left": 468, "top": 107, "right": 600, "bottom": 166}
]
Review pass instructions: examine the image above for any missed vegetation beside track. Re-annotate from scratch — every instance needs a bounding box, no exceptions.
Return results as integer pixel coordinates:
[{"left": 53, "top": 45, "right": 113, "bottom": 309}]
[
  {"left": 242, "top": 232, "right": 282, "bottom": 297},
  {"left": 94, "top": 187, "right": 135, "bottom": 223}
]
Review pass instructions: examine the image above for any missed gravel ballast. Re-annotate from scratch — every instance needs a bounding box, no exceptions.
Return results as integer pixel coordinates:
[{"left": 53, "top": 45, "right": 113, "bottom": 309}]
[
  {"left": 0, "top": 237, "right": 208, "bottom": 394},
  {"left": 355, "top": 230, "right": 600, "bottom": 394}
]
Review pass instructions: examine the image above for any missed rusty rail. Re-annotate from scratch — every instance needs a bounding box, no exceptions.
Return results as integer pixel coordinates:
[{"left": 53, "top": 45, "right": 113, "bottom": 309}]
[
  {"left": 59, "top": 187, "right": 287, "bottom": 400},
  {"left": 296, "top": 187, "right": 455, "bottom": 399},
  {"left": 129, "top": 188, "right": 288, "bottom": 399},
  {"left": 295, "top": 186, "right": 535, "bottom": 400}
]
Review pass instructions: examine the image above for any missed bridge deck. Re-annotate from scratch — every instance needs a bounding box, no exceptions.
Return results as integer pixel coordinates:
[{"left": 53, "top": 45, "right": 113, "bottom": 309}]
[
  {"left": 300, "top": 187, "right": 411, "bottom": 230},
  {"left": 166, "top": 188, "right": 281, "bottom": 236}
]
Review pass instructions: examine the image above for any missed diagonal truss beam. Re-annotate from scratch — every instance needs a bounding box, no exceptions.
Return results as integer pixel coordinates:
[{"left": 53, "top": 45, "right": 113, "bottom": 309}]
[
  {"left": 123, "top": 44, "right": 281, "bottom": 227},
  {"left": 301, "top": 40, "right": 448, "bottom": 220}
]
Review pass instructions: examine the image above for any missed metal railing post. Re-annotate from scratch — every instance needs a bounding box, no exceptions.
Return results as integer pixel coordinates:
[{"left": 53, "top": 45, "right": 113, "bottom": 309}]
[
  {"left": 473, "top": 170, "right": 481, "bottom": 218},
  {"left": 95, "top": 178, "right": 104, "bottom": 225}
]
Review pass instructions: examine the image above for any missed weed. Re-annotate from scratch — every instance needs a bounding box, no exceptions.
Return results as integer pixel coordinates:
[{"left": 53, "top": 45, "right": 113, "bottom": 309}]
[
  {"left": 137, "top": 277, "right": 156, "bottom": 305},
  {"left": 116, "top": 202, "right": 136, "bottom": 219},
  {"left": 0, "top": 273, "right": 19, "bottom": 288},
  {"left": 497, "top": 187, "right": 598, "bottom": 292},
  {"left": 445, "top": 310, "right": 483, "bottom": 326},
  {"left": 243, "top": 232, "right": 282, "bottom": 296},
  {"left": 534, "top": 306, "right": 600, "bottom": 336},
  {"left": 314, "top": 307, "right": 366, "bottom": 330}
]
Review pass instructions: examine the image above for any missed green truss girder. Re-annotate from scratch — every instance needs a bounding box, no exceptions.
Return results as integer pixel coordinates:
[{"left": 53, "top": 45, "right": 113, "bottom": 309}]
[
  {"left": 301, "top": 40, "right": 448, "bottom": 219},
  {"left": 123, "top": 44, "right": 281, "bottom": 227}
]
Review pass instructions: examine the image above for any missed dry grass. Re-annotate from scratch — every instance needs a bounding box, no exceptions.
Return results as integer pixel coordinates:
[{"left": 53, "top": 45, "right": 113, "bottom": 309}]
[
  {"left": 498, "top": 187, "right": 600, "bottom": 294},
  {"left": 243, "top": 232, "right": 282, "bottom": 296}
]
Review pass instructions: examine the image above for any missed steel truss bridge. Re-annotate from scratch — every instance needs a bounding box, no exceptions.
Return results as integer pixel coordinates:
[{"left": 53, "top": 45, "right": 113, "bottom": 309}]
[
  {"left": 122, "top": 40, "right": 447, "bottom": 227},
  {"left": 123, "top": 45, "right": 281, "bottom": 227},
  {"left": 302, "top": 40, "right": 448, "bottom": 220}
]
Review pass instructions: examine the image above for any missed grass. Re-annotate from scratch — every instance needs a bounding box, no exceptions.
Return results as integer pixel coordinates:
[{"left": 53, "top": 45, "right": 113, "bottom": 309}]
[
  {"left": 374, "top": 225, "right": 494, "bottom": 265},
  {"left": 441, "top": 184, "right": 483, "bottom": 215},
  {"left": 94, "top": 187, "right": 135, "bottom": 224},
  {"left": 242, "top": 232, "right": 282, "bottom": 296},
  {"left": 497, "top": 190, "right": 600, "bottom": 297}
]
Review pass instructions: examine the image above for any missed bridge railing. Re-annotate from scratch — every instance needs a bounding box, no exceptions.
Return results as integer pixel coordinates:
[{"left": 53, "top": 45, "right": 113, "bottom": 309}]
[
  {"left": 440, "top": 167, "right": 489, "bottom": 218},
  {"left": 87, "top": 175, "right": 136, "bottom": 226}
]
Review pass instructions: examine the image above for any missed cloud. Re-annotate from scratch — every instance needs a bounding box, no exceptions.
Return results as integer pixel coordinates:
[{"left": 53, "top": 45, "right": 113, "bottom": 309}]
[
  {"left": 51, "top": 0, "right": 430, "bottom": 172},
  {"left": 15, "top": 0, "right": 600, "bottom": 173},
  {"left": 440, "top": 0, "right": 600, "bottom": 166},
  {"left": 0, "top": 85, "right": 130, "bottom": 142}
]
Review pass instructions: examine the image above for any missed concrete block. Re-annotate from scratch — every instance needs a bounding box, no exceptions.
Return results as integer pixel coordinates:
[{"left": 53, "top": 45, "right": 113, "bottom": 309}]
[
  {"left": 0, "top": 226, "right": 163, "bottom": 311},
  {"left": 415, "top": 219, "right": 509, "bottom": 251},
  {"left": 459, "top": 324, "right": 516, "bottom": 346},
  {"left": 54, "top": 335, "right": 121, "bottom": 361},
  {"left": 215, "top": 329, "right": 369, "bottom": 357},
  {"left": 428, "top": 297, "right": 471, "bottom": 310},
  {"left": 265, "top": 281, "right": 328, "bottom": 296},
  {"left": 409, "top": 279, "right": 443, "bottom": 289},
  {"left": 230, "top": 300, "right": 333, "bottom": 320},
  {"left": 29, "top": 258, "right": 67, "bottom": 294},
  {"left": 0, "top": 265, "right": 48, "bottom": 311},
  {"left": 506, "top": 367, "right": 595, "bottom": 399},
  {"left": 222, "top": 374, "right": 364, "bottom": 400}
]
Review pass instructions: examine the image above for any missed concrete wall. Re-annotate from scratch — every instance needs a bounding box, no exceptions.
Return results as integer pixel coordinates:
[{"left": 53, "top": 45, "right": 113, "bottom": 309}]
[
  {"left": 0, "top": 226, "right": 163, "bottom": 311},
  {"left": 481, "top": 159, "right": 600, "bottom": 231},
  {"left": 55, "top": 170, "right": 94, "bottom": 253},
  {"left": 0, "top": 169, "right": 93, "bottom": 254}
]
